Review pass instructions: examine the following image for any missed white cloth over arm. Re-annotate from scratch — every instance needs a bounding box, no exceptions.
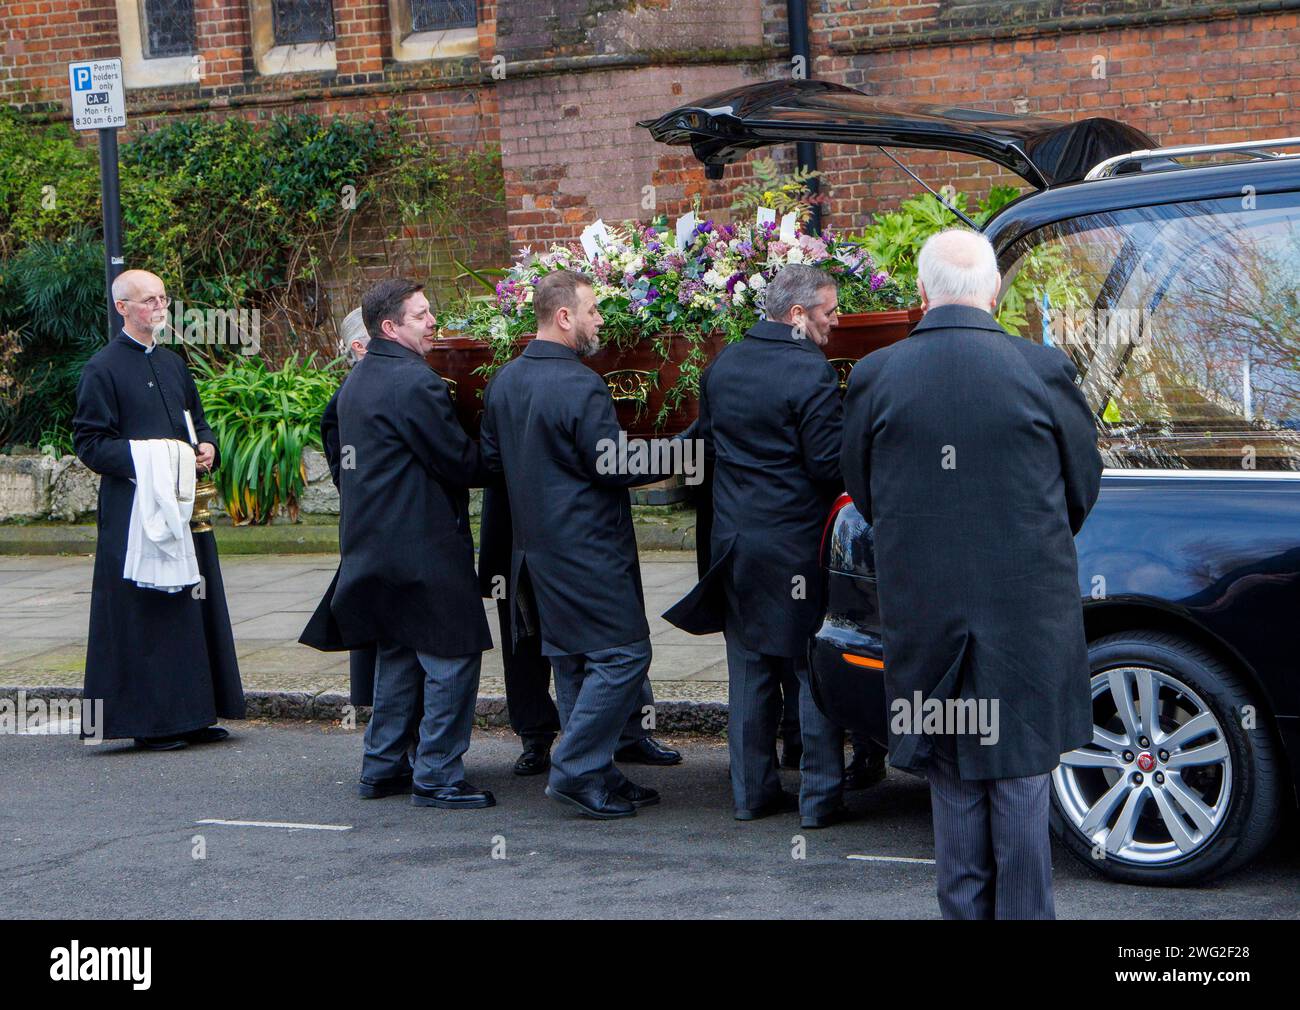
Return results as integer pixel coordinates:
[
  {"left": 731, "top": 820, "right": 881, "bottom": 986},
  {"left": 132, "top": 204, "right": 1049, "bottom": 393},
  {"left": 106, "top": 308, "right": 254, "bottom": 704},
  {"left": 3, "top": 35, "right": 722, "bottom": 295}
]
[{"left": 124, "top": 439, "right": 200, "bottom": 593}]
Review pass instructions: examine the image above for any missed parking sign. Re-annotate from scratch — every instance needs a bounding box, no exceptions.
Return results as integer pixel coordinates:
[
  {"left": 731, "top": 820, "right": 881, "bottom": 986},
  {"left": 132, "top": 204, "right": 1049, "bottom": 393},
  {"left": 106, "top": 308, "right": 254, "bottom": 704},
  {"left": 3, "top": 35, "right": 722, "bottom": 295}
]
[{"left": 67, "top": 58, "right": 126, "bottom": 131}]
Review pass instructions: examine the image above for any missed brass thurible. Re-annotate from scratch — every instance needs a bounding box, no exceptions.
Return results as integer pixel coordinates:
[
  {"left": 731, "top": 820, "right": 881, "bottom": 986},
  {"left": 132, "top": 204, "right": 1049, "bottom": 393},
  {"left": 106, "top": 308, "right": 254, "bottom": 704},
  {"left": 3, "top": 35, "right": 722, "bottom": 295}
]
[{"left": 191, "top": 474, "right": 217, "bottom": 533}]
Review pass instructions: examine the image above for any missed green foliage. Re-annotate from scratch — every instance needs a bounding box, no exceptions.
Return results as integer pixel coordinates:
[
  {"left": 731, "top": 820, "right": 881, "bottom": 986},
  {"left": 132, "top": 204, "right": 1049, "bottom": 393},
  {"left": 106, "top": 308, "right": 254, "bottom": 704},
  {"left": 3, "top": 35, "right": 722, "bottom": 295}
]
[
  {"left": 0, "top": 109, "right": 102, "bottom": 259},
  {"left": 192, "top": 354, "right": 342, "bottom": 525},
  {"left": 845, "top": 184, "right": 1078, "bottom": 335},
  {"left": 0, "top": 108, "right": 501, "bottom": 452},
  {"left": 851, "top": 185, "right": 1021, "bottom": 295},
  {"left": 119, "top": 113, "right": 443, "bottom": 308},
  {"left": 0, "top": 229, "right": 106, "bottom": 447},
  {"left": 730, "top": 156, "right": 825, "bottom": 225},
  {"left": 38, "top": 422, "right": 73, "bottom": 458}
]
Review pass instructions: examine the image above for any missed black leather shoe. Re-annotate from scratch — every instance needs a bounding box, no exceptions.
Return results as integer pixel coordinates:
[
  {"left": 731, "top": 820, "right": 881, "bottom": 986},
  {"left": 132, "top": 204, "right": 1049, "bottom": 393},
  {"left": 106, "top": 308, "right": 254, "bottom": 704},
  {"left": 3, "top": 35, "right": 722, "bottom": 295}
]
[
  {"left": 182, "top": 726, "right": 230, "bottom": 745},
  {"left": 613, "top": 779, "right": 660, "bottom": 808},
  {"left": 513, "top": 745, "right": 551, "bottom": 777},
  {"left": 134, "top": 736, "right": 187, "bottom": 751},
  {"left": 545, "top": 784, "right": 636, "bottom": 819},
  {"left": 411, "top": 781, "right": 496, "bottom": 809},
  {"left": 358, "top": 773, "right": 413, "bottom": 799},
  {"left": 734, "top": 790, "right": 799, "bottom": 821},
  {"left": 615, "top": 737, "right": 683, "bottom": 766},
  {"left": 845, "top": 751, "right": 888, "bottom": 791},
  {"left": 779, "top": 739, "right": 803, "bottom": 769},
  {"left": 801, "top": 806, "right": 860, "bottom": 830}
]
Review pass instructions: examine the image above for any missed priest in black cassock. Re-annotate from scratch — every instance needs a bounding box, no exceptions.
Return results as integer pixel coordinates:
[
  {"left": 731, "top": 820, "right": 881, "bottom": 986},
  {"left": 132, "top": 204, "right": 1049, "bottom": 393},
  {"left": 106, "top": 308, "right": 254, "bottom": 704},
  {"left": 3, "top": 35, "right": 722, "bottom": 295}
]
[{"left": 72, "top": 269, "right": 245, "bottom": 750}]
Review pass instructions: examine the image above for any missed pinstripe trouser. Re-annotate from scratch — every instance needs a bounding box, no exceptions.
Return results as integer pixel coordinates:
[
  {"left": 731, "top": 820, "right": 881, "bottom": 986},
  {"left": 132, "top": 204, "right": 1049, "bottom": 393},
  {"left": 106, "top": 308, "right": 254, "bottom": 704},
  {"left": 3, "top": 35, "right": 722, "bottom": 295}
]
[
  {"left": 925, "top": 734, "right": 1055, "bottom": 920},
  {"left": 548, "top": 638, "right": 652, "bottom": 794},
  {"left": 363, "top": 643, "right": 481, "bottom": 790},
  {"left": 724, "top": 626, "right": 844, "bottom": 819}
]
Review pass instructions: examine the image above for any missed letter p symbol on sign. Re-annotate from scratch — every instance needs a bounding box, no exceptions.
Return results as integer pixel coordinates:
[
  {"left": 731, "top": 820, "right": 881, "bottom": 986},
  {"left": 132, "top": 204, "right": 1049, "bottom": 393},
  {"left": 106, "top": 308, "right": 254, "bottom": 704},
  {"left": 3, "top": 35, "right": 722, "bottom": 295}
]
[{"left": 73, "top": 67, "right": 92, "bottom": 91}]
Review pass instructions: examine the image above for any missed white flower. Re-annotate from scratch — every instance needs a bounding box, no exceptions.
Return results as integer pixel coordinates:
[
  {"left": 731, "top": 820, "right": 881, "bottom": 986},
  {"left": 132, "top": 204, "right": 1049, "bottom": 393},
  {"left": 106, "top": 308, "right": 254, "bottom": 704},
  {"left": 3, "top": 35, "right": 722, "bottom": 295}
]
[
  {"left": 787, "top": 246, "right": 805, "bottom": 264},
  {"left": 733, "top": 281, "right": 747, "bottom": 295},
  {"left": 749, "top": 273, "right": 765, "bottom": 289},
  {"left": 703, "top": 269, "right": 725, "bottom": 289}
]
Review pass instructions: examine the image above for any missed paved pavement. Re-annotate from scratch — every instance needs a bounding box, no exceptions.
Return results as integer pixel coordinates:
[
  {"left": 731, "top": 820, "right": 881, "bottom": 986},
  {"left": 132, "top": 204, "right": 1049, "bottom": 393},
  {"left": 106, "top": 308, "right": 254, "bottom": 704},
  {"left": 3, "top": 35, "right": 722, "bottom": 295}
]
[
  {"left": 3, "top": 722, "right": 1297, "bottom": 919},
  {"left": 0, "top": 552, "right": 727, "bottom": 701}
]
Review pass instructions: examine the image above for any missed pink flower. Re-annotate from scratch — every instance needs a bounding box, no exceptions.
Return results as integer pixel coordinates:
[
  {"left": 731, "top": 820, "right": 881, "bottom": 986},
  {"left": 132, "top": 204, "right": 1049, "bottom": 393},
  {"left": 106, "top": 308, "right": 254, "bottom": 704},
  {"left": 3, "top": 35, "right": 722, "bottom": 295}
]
[{"left": 798, "top": 234, "right": 828, "bottom": 261}]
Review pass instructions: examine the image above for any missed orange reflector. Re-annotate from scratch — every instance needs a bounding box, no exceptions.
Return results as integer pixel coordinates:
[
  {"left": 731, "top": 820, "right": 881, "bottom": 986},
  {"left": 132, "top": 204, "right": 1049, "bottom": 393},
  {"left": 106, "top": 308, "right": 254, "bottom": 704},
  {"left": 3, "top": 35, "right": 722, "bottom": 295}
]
[{"left": 842, "top": 653, "right": 884, "bottom": 670}]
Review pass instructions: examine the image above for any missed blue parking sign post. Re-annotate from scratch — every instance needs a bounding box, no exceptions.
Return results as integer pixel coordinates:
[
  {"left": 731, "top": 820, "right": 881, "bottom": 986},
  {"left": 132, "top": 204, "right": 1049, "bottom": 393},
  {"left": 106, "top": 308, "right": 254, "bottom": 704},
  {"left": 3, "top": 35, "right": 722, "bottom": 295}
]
[{"left": 67, "top": 58, "right": 127, "bottom": 343}]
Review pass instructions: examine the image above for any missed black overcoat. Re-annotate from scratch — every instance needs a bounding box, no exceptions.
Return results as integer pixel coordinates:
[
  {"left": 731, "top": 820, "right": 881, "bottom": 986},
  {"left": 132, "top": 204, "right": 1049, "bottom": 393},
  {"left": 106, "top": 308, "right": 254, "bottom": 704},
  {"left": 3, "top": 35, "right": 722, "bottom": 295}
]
[
  {"left": 840, "top": 304, "right": 1103, "bottom": 780},
  {"left": 320, "top": 383, "right": 343, "bottom": 486},
  {"left": 663, "top": 320, "right": 844, "bottom": 658},
  {"left": 72, "top": 332, "right": 245, "bottom": 740},
  {"left": 312, "top": 337, "right": 492, "bottom": 658},
  {"left": 479, "top": 340, "right": 654, "bottom": 657},
  {"left": 300, "top": 375, "right": 379, "bottom": 705}
]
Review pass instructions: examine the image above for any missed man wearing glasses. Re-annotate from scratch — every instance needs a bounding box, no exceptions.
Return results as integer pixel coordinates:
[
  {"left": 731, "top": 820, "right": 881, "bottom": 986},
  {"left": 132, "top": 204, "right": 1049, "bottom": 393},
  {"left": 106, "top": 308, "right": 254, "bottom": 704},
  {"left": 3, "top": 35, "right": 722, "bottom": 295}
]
[{"left": 72, "top": 269, "right": 245, "bottom": 750}]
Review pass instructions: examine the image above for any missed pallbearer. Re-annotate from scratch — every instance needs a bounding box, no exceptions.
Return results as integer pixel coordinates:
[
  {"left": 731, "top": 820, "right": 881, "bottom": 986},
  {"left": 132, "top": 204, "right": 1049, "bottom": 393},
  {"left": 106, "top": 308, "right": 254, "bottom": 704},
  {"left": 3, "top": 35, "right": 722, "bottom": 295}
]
[
  {"left": 665, "top": 264, "right": 848, "bottom": 827},
  {"left": 325, "top": 279, "right": 495, "bottom": 809},
  {"left": 73, "top": 269, "right": 245, "bottom": 750},
  {"left": 480, "top": 269, "right": 676, "bottom": 820},
  {"left": 307, "top": 308, "right": 378, "bottom": 712}
]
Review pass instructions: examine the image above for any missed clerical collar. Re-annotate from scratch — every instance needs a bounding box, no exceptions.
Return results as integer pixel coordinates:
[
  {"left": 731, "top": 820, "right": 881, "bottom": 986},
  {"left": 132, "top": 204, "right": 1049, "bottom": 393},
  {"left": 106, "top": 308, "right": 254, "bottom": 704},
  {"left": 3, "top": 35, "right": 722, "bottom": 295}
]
[{"left": 122, "top": 329, "right": 156, "bottom": 354}]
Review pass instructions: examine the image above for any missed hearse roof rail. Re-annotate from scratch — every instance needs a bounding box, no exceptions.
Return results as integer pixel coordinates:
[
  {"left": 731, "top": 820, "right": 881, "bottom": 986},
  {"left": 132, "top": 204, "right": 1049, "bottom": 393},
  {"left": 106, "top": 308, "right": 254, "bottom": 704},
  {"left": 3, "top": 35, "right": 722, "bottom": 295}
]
[{"left": 1086, "top": 136, "right": 1300, "bottom": 180}]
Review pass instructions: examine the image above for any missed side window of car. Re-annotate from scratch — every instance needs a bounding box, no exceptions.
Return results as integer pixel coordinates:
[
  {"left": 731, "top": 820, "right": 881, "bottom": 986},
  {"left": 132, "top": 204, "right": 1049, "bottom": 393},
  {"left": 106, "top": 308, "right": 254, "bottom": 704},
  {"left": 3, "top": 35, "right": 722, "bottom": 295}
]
[{"left": 998, "top": 191, "right": 1300, "bottom": 472}]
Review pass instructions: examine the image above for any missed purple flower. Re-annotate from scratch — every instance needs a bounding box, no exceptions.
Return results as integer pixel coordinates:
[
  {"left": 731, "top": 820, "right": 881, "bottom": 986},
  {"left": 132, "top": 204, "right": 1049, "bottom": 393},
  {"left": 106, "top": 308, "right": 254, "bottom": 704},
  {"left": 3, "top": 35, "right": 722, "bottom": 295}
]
[
  {"left": 724, "top": 271, "right": 745, "bottom": 294},
  {"left": 870, "top": 271, "right": 889, "bottom": 291}
]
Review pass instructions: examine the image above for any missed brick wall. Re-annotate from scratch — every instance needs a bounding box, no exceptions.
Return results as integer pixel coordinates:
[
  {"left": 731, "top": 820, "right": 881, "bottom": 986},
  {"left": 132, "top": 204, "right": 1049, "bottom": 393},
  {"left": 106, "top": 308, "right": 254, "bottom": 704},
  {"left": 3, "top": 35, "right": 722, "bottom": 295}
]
[
  {"left": 3, "top": 0, "right": 1297, "bottom": 279},
  {"left": 810, "top": 0, "right": 1300, "bottom": 231},
  {"left": 1, "top": 0, "right": 120, "bottom": 110}
]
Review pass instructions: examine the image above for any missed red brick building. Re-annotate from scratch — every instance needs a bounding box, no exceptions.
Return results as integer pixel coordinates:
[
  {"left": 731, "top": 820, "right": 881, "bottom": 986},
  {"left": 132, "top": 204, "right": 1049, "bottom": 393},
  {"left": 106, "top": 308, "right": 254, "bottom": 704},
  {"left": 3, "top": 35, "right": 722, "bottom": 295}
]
[{"left": 3, "top": 1, "right": 1297, "bottom": 302}]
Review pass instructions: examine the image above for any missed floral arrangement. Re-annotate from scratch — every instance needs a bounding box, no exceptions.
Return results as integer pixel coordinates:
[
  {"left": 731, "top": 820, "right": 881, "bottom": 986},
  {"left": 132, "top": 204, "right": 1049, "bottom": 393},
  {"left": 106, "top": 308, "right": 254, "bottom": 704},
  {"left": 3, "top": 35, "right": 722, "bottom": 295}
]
[{"left": 444, "top": 213, "right": 910, "bottom": 423}]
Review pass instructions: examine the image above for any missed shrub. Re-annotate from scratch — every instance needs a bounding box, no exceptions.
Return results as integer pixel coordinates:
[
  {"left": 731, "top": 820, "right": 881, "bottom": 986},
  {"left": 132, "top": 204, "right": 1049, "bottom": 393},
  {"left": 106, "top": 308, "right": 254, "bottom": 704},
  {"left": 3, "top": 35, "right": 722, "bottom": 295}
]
[
  {"left": 192, "top": 354, "right": 343, "bottom": 525},
  {"left": 0, "top": 229, "right": 106, "bottom": 448},
  {"left": 0, "top": 108, "right": 503, "bottom": 451}
]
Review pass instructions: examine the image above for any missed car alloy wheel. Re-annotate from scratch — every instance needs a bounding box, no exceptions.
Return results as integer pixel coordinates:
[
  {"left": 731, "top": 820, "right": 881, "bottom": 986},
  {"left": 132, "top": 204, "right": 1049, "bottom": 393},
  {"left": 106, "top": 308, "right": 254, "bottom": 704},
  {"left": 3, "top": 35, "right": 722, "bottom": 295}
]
[{"left": 1053, "top": 664, "right": 1232, "bottom": 866}]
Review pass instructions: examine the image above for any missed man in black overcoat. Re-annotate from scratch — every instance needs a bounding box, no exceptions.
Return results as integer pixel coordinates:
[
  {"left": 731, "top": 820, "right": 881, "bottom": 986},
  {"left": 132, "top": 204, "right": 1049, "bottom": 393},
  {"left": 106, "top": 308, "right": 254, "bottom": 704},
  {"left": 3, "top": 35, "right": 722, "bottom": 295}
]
[
  {"left": 320, "top": 278, "right": 495, "bottom": 809},
  {"left": 479, "top": 269, "right": 673, "bottom": 819},
  {"left": 478, "top": 484, "right": 682, "bottom": 777},
  {"left": 840, "top": 229, "right": 1102, "bottom": 919},
  {"left": 664, "top": 264, "right": 848, "bottom": 826},
  {"left": 314, "top": 307, "right": 377, "bottom": 710},
  {"left": 72, "top": 269, "right": 244, "bottom": 750}
]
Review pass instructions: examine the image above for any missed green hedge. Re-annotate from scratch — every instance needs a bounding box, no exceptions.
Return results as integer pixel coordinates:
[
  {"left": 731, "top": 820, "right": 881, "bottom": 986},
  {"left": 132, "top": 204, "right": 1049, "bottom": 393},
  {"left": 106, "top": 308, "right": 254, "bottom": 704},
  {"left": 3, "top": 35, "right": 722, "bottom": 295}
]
[{"left": 0, "top": 107, "right": 502, "bottom": 459}]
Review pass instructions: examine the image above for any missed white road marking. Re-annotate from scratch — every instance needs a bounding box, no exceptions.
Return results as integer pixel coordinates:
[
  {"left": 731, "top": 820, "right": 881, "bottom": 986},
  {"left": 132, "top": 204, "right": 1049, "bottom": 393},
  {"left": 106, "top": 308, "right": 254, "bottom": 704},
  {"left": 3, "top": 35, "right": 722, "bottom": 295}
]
[
  {"left": 846, "top": 854, "right": 936, "bottom": 865},
  {"left": 196, "top": 819, "right": 353, "bottom": 832}
]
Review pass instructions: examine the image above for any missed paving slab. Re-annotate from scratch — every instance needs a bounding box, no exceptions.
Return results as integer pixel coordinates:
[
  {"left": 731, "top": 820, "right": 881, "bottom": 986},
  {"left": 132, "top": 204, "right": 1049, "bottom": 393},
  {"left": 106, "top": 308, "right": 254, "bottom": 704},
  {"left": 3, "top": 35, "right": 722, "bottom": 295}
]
[{"left": 0, "top": 552, "right": 728, "bottom": 704}]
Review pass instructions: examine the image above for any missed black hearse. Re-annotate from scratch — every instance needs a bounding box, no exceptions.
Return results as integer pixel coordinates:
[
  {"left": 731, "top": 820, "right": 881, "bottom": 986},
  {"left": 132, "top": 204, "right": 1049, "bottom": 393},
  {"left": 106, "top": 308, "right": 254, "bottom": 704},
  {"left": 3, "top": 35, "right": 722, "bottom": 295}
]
[{"left": 643, "top": 81, "right": 1300, "bottom": 885}]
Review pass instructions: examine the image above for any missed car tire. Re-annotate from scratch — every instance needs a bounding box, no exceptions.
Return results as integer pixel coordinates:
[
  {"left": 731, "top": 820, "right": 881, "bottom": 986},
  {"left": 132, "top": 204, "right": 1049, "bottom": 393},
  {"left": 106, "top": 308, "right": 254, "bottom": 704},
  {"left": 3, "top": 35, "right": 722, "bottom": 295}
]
[{"left": 1050, "top": 630, "right": 1281, "bottom": 886}]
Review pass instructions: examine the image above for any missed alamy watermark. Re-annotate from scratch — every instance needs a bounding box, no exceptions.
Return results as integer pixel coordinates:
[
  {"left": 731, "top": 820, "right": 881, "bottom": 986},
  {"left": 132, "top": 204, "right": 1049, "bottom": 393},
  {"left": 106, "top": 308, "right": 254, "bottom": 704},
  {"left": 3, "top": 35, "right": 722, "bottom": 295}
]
[
  {"left": 1048, "top": 307, "right": 1152, "bottom": 348},
  {"left": 152, "top": 300, "right": 260, "bottom": 355},
  {"left": 890, "top": 690, "right": 1000, "bottom": 746},
  {"left": 0, "top": 691, "right": 103, "bottom": 743},
  {"left": 50, "top": 942, "right": 151, "bottom": 989},
  {"left": 595, "top": 433, "right": 703, "bottom": 486}
]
